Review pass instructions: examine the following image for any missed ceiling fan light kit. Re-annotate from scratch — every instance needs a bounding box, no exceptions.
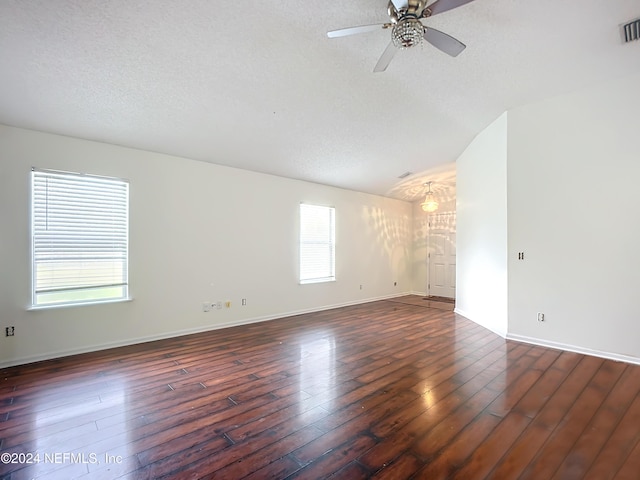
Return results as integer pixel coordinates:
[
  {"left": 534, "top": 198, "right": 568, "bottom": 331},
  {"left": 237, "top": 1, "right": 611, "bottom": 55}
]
[
  {"left": 392, "top": 18, "right": 425, "bottom": 48},
  {"left": 327, "top": 0, "right": 475, "bottom": 72}
]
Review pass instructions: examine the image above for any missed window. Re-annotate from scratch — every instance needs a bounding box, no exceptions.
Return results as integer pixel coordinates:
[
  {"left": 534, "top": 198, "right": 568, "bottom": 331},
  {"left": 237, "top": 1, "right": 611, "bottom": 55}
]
[
  {"left": 31, "top": 168, "right": 129, "bottom": 307},
  {"left": 299, "top": 203, "right": 335, "bottom": 284}
]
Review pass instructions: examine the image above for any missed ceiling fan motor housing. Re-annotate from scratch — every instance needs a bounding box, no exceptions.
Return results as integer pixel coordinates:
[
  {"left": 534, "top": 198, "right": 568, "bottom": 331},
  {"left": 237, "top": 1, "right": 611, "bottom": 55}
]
[{"left": 388, "top": 0, "right": 427, "bottom": 22}]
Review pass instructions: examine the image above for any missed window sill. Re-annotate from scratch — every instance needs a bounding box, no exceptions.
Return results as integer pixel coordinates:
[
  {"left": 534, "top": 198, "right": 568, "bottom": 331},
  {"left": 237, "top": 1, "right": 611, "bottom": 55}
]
[
  {"left": 299, "top": 278, "right": 336, "bottom": 285},
  {"left": 28, "top": 297, "right": 133, "bottom": 311}
]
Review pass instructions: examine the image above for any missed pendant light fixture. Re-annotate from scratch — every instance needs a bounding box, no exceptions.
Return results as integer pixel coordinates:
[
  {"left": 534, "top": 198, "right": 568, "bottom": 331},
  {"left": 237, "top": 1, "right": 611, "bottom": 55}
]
[{"left": 421, "top": 181, "right": 439, "bottom": 213}]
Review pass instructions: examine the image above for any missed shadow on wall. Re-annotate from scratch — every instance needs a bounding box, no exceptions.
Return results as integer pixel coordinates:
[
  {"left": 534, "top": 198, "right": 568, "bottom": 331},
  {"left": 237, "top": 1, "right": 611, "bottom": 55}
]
[
  {"left": 362, "top": 205, "right": 411, "bottom": 286},
  {"left": 427, "top": 214, "right": 457, "bottom": 262},
  {"left": 429, "top": 211, "right": 456, "bottom": 230},
  {"left": 414, "top": 210, "right": 457, "bottom": 248}
]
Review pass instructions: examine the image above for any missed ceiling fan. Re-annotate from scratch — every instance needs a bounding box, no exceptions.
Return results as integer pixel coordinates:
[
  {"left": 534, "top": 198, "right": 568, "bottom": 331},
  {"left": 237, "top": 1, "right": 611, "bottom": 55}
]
[{"left": 327, "top": 0, "right": 476, "bottom": 72}]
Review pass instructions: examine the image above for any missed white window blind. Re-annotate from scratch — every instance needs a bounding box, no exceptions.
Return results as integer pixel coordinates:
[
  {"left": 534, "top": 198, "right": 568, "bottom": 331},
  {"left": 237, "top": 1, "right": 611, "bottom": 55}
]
[
  {"left": 31, "top": 168, "right": 129, "bottom": 307},
  {"left": 300, "top": 204, "right": 335, "bottom": 284}
]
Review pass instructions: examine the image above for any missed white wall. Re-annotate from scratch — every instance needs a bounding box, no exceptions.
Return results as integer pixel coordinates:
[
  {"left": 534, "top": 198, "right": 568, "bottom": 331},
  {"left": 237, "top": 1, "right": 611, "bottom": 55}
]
[
  {"left": 507, "top": 72, "right": 640, "bottom": 361},
  {"left": 455, "top": 112, "right": 509, "bottom": 336},
  {"left": 0, "top": 125, "right": 413, "bottom": 367}
]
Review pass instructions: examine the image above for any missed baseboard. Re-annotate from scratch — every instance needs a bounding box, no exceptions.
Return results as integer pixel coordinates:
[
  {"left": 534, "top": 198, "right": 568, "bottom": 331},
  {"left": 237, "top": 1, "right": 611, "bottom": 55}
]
[
  {"left": 453, "top": 309, "right": 640, "bottom": 366},
  {"left": 0, "top": 292, "right": 411, "bottom": 369},
  {"left": 506, "top": 333, "right": 640, "bottom": 366}
]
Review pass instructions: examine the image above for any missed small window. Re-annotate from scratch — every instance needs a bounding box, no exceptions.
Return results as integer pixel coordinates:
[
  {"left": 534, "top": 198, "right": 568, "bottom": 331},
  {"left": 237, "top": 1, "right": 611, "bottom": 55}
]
[
  {"left": 299, "top": 204, "right": 335, "bottom": 284},
  {"left": 31, "top": 168, "right": 129, "bottom": 307}
]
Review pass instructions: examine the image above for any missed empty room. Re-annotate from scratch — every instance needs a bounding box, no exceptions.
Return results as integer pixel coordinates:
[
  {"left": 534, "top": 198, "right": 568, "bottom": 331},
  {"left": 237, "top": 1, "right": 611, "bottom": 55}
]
[{"left": 1, "top": 0, "right": 640, "bottom": 479}]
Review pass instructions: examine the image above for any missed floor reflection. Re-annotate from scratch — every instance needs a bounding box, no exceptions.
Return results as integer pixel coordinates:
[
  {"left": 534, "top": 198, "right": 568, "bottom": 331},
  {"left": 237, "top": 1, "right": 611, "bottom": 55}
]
[
  {"left": 299, "top": 332, "right": 337, "bottom": 411},
  {"left": 422, "top": 388, "right": 437, "bottom": 410},
  {"left": 30, "top": 377, "right": 131, "bottom": 478}
]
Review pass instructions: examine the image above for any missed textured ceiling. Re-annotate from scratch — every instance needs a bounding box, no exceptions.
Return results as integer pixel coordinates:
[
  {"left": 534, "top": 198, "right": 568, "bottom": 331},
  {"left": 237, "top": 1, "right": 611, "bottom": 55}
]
[{"left": 1, "top": 0, "right": 639, "bottom": 201}]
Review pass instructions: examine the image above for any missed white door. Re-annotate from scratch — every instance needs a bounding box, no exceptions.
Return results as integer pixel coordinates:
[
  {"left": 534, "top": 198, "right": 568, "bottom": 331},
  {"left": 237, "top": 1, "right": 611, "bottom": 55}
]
[{"left": 427, "top": 213, "right": 456, "bottom": 299}]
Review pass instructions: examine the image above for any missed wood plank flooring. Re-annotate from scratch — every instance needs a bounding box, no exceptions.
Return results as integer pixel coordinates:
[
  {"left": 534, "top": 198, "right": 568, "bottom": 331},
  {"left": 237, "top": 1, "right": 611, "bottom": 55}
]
[{"left": 1, "top": 296, "right": 639, "bottom": 479}]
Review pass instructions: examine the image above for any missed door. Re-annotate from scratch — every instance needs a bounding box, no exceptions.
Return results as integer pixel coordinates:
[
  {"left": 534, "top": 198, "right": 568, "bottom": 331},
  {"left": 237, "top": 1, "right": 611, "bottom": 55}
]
[{"left": 427, "top": 213, "right": 456, "bottom": 299}]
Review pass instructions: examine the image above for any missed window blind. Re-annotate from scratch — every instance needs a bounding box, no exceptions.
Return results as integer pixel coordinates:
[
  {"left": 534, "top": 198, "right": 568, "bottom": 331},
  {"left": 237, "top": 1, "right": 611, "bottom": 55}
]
[
  {"left": 299, "top": 204, "right": 335, "bottom": 284},
  {"left": 32, "top": 168, "right": 129, "bottom": 306}
]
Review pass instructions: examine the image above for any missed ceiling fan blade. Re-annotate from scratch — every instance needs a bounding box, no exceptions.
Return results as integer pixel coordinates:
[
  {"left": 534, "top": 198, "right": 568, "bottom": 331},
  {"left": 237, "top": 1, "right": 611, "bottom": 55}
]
[
  {"left": 424, "top": 0, "right": 476, "bottom": 17},
  {"left": 327, "top": 24, "right": 387, "bottom": 38},
  {"left": 424, "top": 27, "right": 466, "bottom": 56},
  {"left": 374, "top": 41, "right": 398, "bottom": 72}
]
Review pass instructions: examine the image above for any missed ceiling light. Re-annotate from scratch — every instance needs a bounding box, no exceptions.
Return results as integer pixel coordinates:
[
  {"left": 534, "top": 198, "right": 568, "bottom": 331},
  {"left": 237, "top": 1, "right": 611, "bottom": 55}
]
[
  {"left": 421, "top": 181, "right": 439, "bottom": 213},
  {"left": 392, "top": 18, "right": 424, "bottom": 49}
]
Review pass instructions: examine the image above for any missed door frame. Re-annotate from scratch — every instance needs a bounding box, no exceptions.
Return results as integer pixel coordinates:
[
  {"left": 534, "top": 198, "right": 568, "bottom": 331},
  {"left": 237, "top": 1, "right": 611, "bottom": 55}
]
[{"left": 426, "top": 211, "right": 456, "bottom": 299}]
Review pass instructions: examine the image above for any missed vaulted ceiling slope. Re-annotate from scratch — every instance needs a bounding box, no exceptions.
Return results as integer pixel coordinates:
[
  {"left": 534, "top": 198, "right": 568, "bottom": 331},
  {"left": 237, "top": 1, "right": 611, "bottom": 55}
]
[{"left": 1, "top": 1, "right": 639, "bottom": 200}]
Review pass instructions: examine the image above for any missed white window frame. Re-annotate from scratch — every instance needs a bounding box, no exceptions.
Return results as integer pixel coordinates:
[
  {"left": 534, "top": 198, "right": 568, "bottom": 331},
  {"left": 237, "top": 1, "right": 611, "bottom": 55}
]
[
  {"left": 31, "top": 168, "right": 130, "bottom": 308},
  {"left": 299, "top": 203, "right": 336, "bottom": 284}
]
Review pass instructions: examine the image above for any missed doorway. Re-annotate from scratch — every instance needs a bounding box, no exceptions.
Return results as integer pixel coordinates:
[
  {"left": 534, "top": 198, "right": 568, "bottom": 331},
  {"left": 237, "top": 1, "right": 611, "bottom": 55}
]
[{"left": 427, "top": 212, "right": 456, "bottom": 299}]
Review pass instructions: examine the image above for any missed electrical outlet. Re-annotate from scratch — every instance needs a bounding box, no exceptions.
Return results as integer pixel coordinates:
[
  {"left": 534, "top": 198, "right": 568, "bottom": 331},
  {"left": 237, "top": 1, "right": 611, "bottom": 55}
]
[
  {"left": 6, "top": 326, "right": 15, "bottom": 337},
  {"left": 241, "top": 298, "right": 247, "bottom": 306},
  {"left": 216, "top": 301, "right": 223, "bottom": 310},
  {"left": 537, "top": 312, "right": 545, "bottom": 322},
  {"left": 359, "top": 285, "right": 363, "bottom": 290},
  {"left": 202, "top": 302, "right": 212, "bottom": 312}
]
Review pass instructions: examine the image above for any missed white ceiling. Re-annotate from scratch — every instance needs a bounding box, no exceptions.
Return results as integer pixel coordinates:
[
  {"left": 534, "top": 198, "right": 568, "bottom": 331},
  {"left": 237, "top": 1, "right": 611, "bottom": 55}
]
[{"left": 1, "top": 0, "right": 639, "bottom": 201}]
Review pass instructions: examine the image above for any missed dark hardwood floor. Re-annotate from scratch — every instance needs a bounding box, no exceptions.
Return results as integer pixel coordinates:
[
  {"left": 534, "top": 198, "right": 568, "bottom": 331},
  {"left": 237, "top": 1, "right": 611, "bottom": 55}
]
[{"left": 1, "top": 296, "right": 639, "bottom": 479}]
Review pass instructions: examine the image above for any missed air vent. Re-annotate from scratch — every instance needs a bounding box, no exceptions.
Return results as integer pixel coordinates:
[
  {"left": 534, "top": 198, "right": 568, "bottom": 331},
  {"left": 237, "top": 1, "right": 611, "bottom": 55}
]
[
  {"left": 623, "top": 19, "right": 640, "bottom": 43},
  {"left": 397, "top": 171, "right": 412, "bottom": 179}
]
